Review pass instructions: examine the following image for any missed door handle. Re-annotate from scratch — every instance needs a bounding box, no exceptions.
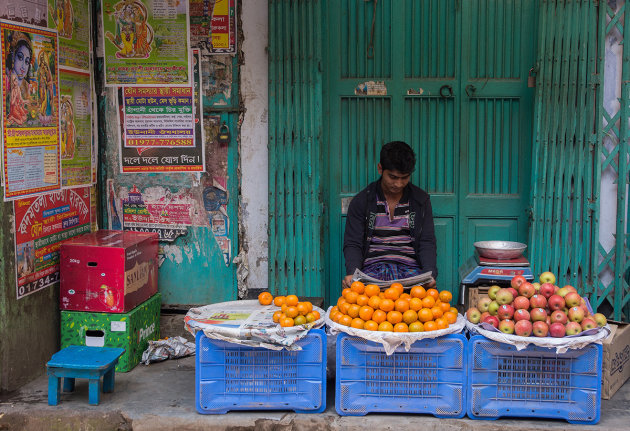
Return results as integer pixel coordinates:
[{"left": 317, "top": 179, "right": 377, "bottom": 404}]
[
  {"left": 465, "top": 84, "right": 477, "bottom": 98},
  {"left": 439, "top": 85, "right": 454, "bottom": 98}
]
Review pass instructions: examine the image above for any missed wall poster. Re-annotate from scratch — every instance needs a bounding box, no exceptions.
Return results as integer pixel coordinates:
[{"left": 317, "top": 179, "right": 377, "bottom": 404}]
[
  {"left": 14, "top": 186, "right": 91, "bottom": 299},
  {"left": 59, "top": 68, "right": 92, "bottom": 186},
  {"left": 118, "top": 48, "right": 204, "bottom": 172},
  {"left": 101, "top": 0, "right": 191, "bottom": 86},
  {"left": 48, "top": 0, "right": 90, "bottom": 71},
  {"left": 1, "top": 0, "right": 48, "bottom": 27},
  {"left": 1, "top": 21, "right": 61, "bottom": 201},
  {"left": 189, "top": 0, "right": 236, "bottom": 55}
]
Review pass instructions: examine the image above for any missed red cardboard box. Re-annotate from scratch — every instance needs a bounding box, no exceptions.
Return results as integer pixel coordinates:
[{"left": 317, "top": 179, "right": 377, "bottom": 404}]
[{"left": 60, "top": 230, "right": 158, "bottom": 313}]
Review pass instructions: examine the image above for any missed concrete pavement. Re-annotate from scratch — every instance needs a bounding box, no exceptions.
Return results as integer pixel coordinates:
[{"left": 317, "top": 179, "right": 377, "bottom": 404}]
[{"left": 1, "top": 350, "right": 629, "bottom": 431}]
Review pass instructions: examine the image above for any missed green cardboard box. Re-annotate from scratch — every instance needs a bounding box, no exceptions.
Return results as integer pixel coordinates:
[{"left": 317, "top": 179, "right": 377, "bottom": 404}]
[{"left": 60, "top": 293, "right": 161, "bottom": 372}]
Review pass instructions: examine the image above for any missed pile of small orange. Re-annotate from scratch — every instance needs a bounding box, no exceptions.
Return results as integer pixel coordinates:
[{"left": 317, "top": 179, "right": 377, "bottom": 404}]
[
  {"left": 258, "top": 292, "right": 321, "bottom": 327},
  {"left": 329, "top": 281, "right": 457, "bottom": 332}
]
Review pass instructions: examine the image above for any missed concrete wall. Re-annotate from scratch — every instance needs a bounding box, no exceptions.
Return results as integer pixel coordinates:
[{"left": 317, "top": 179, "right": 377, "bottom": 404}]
[{"left": 240, "top": 0, "right": 269, "bottom": 291}]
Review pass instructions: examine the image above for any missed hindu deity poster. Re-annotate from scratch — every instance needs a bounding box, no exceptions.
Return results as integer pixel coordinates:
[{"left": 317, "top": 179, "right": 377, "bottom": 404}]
[
  {"left": 59, "top": 68, "right": 92, "bottom": 187},
  {"left": 48, "top": 0, "right": 91, "bottom": 71},
  {"left": 101, "top": 0, "right": 191, "bottom": 86},
  {"left": 1, "top": 21, "right": 61, "bottom": 201}
]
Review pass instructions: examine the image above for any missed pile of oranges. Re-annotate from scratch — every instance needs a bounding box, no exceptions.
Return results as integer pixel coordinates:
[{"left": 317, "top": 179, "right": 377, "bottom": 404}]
[
  {"left": 258, "top": 292, "right": 321, "bottom": 328},
  {"left": 329, "top": 281, "right": 457, "bottom": 332}
]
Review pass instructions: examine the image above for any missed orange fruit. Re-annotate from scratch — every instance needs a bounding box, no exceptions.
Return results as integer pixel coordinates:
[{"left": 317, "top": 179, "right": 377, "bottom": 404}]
[
  {"left": 274, "top": 296, "right": 285, "bottom": 307},
  {"left": 430, "top": 306, "right": 443, "bottom": 319},
  {"left": 356, "top": 295, "right": 370, "bottom": 306},
  {"left": 297, "top": 302, "right": 309, "bottom": 315},
  {"left": 345, "top": 291, "right": 358, "bottom": 304},
  {"left": 350, "top": 281, "right": 365, "bottom": 294},
  {"left": 365, "top": 284, "right": 380, "bottom": 298},
  {"left": 347, "top": 304, "right": 361, "bottom": 318},
  {"left": 409, "top": 321, "right": 424, "bottom": 332},
  {"left": 435, "top": 318, "right": 448, "bottom": 330},
  {"left": 394, "top": 299, "right": 409, "bottom": 313},
  {"left": 364, "top": 320, "right": 379, "bottom": 331},
  {"left": 258, "top": 292, "right": 273, "bottom": 305},
  {"left": 342, "top": 288, "right": 352, "bottom": 299},
  {"left": 337, "top": 297, "right": 347, "bottom": 308},
  {"left": 372, "top": 309, "right": 387, "bottom": 323},
  {"left": 418, "top": 308, "right": 433, "bottom": 323},
  {"left": 359, "top": 306, "right": 374, "bottom": 321},
  {"left": 439, "top": 290, "right": 453, "bottom": 303},
  {"left": 285, "top": 295, "right": 299, "bottom": 306},
  {"left": 384, "top": 287, "right": 400, "bottom": 301},
  {"left": 424, "top": 321, "right": 437, "bottom": 331},
  {"left": 294, "top": 315, "right": 307, "bottom": 325},
  {"left": 280, "top": 317, "right": 294, "bottom": 327},
  {"left": 410, "top": 286, "right": 427, "bottom": 299},
  {"left": 393, "top": 322, "right": 409, "bottom": 332},
  {"left": 379, "top": 292, "right": 385, "bottom": 299},
  {"left": 390, "top": 282, "right": 404, "bottom": 294},
  {"left": 273, "top": 310, "right": 283, "bottom": 323},
  {"left": 387, "top": 310, "right": 403, "bottom": 324},
  {"left": 368, "top": 295, "right": 382, "bottom": 310},
  {"left": 444, "top": 311, "right": 457, "bottom": 324},
  {"left": 379, "top": 298, "right": 395, "bottom": 312},
  {"left": 339, "top": 301, "right": 351, "bottom": 315},
  {"left": 281, "top": 303, "right": 288, "bottom": 313},
  {"left": 330, "top": 310, "right": 341, "bottom": 323},
  {"left": 339, "top": 314, "right": 353, "bottom": 326},
  {"left": 409, "top": 297, "right": 423, "bottom": 311},
  {"left": 286, "top": 306, "right": 299, "bottom": 318},
  {"left": 311, "top": 310, "right": 320, "bottom": 320},
  {"left": 402, "top": 309, "right": 418, "bottom": 324},
  {"left": 450, "top": 307, "right": 459, "bottom": 315},
  {"left": 426, "top": 289, "right": 439, "bottom": 300},
  {"left": 399, "top": 293, "right": 411, "bottom": 301},
  {"left": 378, "top": 321, "right": 394, "bottom": 332},
  {"left": 303, "top": 301, "right": 313, "bottom": 313},
  {"left": 350, "top": 318, "right": 365, "bottom": 329},
  {"left": 439, "top": 301, "right": 451, "bottom": 312},
  {"left": 422, "top": 296, "right": 435, "bottom": 308},
  {"left": 305, "top": 312, "right": 316, "bottom": 323}
]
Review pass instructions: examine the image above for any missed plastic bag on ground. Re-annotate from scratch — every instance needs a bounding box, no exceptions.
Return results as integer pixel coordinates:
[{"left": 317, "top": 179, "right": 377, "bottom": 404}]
[{"left": 142, "top": 336, "right": 196, "bottom": 365}]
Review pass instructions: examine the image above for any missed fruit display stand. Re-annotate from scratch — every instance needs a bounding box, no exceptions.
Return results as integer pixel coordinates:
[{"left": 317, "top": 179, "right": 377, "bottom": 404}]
[
  {"left": 467, "top": 334, "right": 602, "bottom": 424},
  {"left": 185, "top": 300, "right": 326, "bottom": 414}
]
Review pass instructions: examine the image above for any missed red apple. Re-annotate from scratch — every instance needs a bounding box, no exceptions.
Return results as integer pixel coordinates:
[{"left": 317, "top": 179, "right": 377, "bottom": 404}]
[
  {"left": 593, "top": 313, "right": 607, "bottom": 327},
  {"left": 568, "top": 306, "right": 585, "bottom": 323},
  {"left": 496, "top": 288, "right": 514, "bottom": 305},
  {"left": 497, "top": 304, "right": 515, "bottom": 320},
  {"left": 487, "top": 285, "right": 501, "bottom": 300},
  {"left": 507, "top": 287, "right": 519, "bottom": 299},
  {"left": 564, "top": 292, "right": 582, "bottom": 308},
  {"left": 466, "top": 307, "right": 481, "bottom": 323},
  {"left": 477, "top": 297, "right": 492, "bottom": 313},
  {"left": 514, "top": 309, "right": 531, "bottom": 322},
  {"left": 529, "top": 294, "right": 547, "bottom": 309},
  {"left": 581, "top": 318, "right": 597, "bottom": 331},
  {"left": 532, "top": 321, "right": 549, "bottom": 337},
  {"left": 539, "top": 283, "right": 555, "bottom": 299},
  {"left": 483, "top": 315, "right": 500, "bottom": 328},
  {"left": 547, "top": 294, "right": 565, "bottom": 312},
  {"left": 549, "top": 322, "right": 566, "bottom": 338},
  {"left": 550, "top": 310, "right": 568, "bottom": 325},
  {"left": 563, "top": 285, "right": 578, "bottom": 293},
  {"left": 518, "top": 282, "right": 536, "bottom": 299},
  {"left": 530, "top": 307, "right": 548, "bottom": 322},
  {"left": 565, "top": 321, "right": 582, "bottom": 335},
  {"left": 480, "top": 311, "right": 491, "bottom": 321},
  {"left": 515, "top": 319, "right": 533, "bottom": 337},
  {"left": 557, "top": 286, "right": 571, "bottom": 298},
  {"left": 511, "top": 275, "right": 527, "bottom": 289},
  {"left": 499, "top": 319, "right": 515, "bottom": 334},
  {"left": 513, "top": 296, "right": 530, "bottom": 310}
]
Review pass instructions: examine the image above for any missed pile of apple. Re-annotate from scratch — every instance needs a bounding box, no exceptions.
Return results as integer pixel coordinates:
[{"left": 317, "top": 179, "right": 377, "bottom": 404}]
[{"left": 466, "top": 271, "right": 607, "bottom": 338}]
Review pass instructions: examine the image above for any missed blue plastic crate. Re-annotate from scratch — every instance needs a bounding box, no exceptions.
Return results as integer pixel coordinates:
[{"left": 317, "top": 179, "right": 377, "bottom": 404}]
[
  {"left": 467, "top": 335, "right": 602, "bottom": 424},
  {"left": 336, "top": 333, "right": 467, "bottom": 417},
  {"left": 195, "top": 329, "right": 326, "bottom": 414}
]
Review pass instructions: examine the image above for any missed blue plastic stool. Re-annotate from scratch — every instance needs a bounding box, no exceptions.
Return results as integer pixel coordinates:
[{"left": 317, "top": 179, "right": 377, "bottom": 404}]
[{"left": 46, "top": 346, "right": 125, "bottom": 406}]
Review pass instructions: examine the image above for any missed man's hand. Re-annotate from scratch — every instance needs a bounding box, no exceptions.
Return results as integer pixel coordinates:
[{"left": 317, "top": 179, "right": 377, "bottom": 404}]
[
  {"left": 424, "top": 279, "right": 437, "bottom": 289},
  {"left": 342, "top": 275, "right": 353, "bottom": 289}
]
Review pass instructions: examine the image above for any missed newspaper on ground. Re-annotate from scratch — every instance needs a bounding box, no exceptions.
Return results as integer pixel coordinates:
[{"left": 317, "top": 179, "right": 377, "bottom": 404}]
[
  {"left": 465, "top": 320, "right": 612, "bottom": 354},
  {"left": 142, "top": 336, "right": 196, "bottom": 365},
  {"left": 351, "top": 268, "right": 434, "bottom": 288},
  {"left": 185, "top": 299, "right": 325, "bottom": 351},
  {"left": 325, "top": 307, "right": 466, "bottom": 355}
]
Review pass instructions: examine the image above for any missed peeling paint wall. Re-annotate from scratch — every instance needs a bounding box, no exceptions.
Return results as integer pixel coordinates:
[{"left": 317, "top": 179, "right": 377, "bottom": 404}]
[{"left": 240, "top": 0, "right": 269, "bottom": 291}]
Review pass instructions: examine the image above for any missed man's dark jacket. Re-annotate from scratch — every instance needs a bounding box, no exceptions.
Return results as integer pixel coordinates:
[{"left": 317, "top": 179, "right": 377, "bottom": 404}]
[{"left": 343, "top": 179, "right": 438, "bottom": 279}]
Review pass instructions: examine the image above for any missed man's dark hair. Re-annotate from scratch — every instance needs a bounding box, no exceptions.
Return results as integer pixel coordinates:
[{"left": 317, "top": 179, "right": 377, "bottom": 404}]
[{"left": 380, "top": 141, "right": 416, "bottom": 174}]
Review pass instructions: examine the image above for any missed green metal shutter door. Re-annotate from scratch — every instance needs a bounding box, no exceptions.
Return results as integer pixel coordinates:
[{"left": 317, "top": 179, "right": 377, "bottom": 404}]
[
  {"left": 529, "top": 1, "right": 604, "bottom": 302},
  {"left": 268, "top": 0, "right": 324, "bottom": 297}
]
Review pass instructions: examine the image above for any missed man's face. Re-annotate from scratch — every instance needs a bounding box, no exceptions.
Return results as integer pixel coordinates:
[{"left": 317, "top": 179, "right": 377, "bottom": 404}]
[{"left": 378, "top": 164, "right": 411, "bottom": 196}]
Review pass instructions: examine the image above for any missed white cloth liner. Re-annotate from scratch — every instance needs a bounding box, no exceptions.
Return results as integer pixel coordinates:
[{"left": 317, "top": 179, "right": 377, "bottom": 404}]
[
  {"left": 351, "top": 268, "right": 434, "bottom": 288},
  {"left": 325, "top": 306, "right": 466, "bottom": 355}
]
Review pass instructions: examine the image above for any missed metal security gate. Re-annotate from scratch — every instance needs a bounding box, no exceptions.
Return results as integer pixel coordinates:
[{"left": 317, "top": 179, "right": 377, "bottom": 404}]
[
  {"left": 528, "top": 1, "right": 606, "bottom": 309},
  {"left": 268, "top": 0, "right": 324, "bottom": 297}
]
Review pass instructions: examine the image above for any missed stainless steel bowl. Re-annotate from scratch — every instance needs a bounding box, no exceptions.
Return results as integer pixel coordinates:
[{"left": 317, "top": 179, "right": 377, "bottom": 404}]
[{"left": 473, "top": 240, "right": 527, "bottom": 259}]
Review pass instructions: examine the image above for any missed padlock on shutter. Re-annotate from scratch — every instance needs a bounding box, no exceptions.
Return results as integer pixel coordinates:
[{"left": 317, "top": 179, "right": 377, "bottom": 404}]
[
  {"left": 528, "top": 68, "right": 536, "bottom": 88},
  {"left": 217, "top": 123, "right": 230, "bottom": 144}
]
